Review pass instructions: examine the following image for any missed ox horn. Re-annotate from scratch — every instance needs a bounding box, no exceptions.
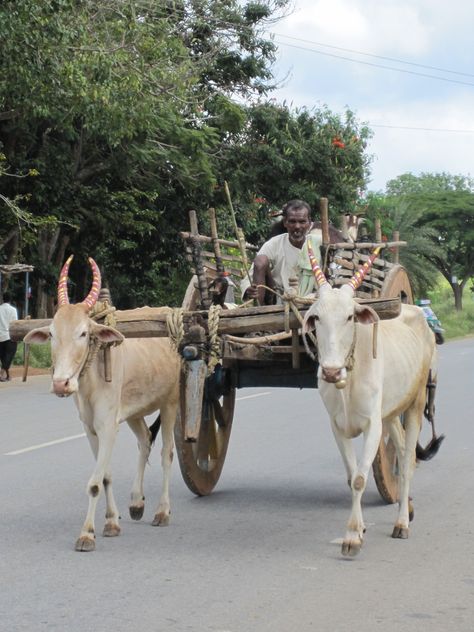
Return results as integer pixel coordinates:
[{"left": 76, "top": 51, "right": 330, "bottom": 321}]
[
  {"left": 81, "top": 257, "right": 101, "bottom": 310},
  {"left": 346, "top": 247, "right": 381, "bottom": 293},
  {"left": 307, "top": 239, "right": 330, "bottom": 288},
  {"left": 57, "top": 255, "right": 74, "bottom": 306}
]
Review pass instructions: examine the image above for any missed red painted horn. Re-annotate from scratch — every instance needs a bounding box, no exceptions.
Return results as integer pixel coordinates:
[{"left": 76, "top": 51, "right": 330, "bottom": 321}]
[
  {"left": 81, "top": 257, "right": 101, "bottom": 310},
  {"left": 307, "top": 240, "right": 329, "bottom": 288},
  {"left": 347, "top": 247, "right": 381, "bottom": 292},
  {"left": 57, "top": 255, "right": 73, "bottom": 306}
]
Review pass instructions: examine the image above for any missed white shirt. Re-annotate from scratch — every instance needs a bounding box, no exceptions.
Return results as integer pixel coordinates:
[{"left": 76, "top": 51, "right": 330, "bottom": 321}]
[
  {"left": 240, "top": 231, "right": 322, "bottom": 300},
  {"left": 0, "top": 302, "right": 18, "bottom": 342}
]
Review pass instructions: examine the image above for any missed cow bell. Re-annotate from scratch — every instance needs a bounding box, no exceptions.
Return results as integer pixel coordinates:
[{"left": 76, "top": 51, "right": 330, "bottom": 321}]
[{"left": 335, "top": 379, "right": 347, "bottom": 389}]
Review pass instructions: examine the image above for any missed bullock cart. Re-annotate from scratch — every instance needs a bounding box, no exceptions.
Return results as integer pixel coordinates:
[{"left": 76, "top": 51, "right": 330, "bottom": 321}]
[
  {"left": 173, "top": 201, "right": 414, "bottom": 500},
  {"left": 10, "top": 201, "right": 418, "bottom": 504}
]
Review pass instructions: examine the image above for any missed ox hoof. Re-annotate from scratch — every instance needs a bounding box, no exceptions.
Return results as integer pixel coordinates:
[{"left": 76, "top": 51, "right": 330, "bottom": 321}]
[
  {"left": 103, "top": 523, "right": 121, "bottom": 537},
  {"left": 152, "top": 512, "right": 170, "bottom": 527},
  {"left": 129, "top": 504, "right": 145, "bottom": 521},
  {"left": 392, "top": 525, "right": 409, "bottom": 539},
  {"left": 341, "top": 539, "right": 362, "bottom": 557},
  {"left": 75, "top": 536, "right": 96, "bottom": 552}
]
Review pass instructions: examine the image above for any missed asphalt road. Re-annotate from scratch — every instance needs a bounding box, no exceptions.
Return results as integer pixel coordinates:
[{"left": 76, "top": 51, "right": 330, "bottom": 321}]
[{"left": 1, "top": 338, "right": 474, "bottom": 632}]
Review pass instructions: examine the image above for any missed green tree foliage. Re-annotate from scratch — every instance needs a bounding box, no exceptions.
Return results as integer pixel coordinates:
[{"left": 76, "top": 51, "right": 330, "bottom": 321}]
[
  {"left": 385, "top": 173, "right": 474, "bottom": 309},
  {"left": 1, "top": 0, "right": 373, "bottom": 314},
  {"left": 214, "top": 102, "right": 372, "bottom": 244},
  {"left": 1, "top": 0, "right": 290, "bottom": 313}
]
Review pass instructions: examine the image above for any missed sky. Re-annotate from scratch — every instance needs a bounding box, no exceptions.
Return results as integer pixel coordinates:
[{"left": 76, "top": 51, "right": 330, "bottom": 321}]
[{"left": 267, "top": 0, "right": 474, "bottom": 192}]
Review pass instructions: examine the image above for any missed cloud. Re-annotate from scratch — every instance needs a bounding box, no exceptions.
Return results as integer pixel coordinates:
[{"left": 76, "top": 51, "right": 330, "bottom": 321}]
[
  {"left": 269, "top": 0, "right": 474, "bottom": 190},
  {"left": 365, "top": 96, "right": 474, "bottom": 189},
  {"left": 276, "top": 0, "right": 430, "bottom": 55}
]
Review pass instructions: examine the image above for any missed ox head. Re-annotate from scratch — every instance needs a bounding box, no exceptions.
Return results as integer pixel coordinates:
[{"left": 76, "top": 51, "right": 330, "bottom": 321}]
[
  {"left": 24, "top": 256, "right": 124, "bottom": 397},
  {"left": 303, "top": 242, "right": 380, "bottom": 388}
]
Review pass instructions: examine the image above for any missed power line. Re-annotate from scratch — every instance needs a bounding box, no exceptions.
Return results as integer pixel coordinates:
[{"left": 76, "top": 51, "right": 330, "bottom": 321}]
[
  {"left": 370, "top": 123, "right": 474, "bottom": 133},
  {"left": 272, "top": 32, "right": 474, "bottom": 79},
  {"left": 273, "top": 40, "right": 474, "bottom": 88}
]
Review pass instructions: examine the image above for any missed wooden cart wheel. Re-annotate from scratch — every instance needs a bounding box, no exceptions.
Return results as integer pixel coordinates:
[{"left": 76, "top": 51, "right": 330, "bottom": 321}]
[
  {"left": 174, "top": 378, "right": 235, "bottom": 496},
  {"left": 174, "top": 275, "right": 236, "bottom": 496},
  {"left": 372, "top": 264, "right": 413, "bottom": 503}
]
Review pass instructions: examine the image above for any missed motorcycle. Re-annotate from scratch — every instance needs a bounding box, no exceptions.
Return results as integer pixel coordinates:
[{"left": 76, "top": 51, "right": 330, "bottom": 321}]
[{"left": 416, "top": 299, "right": 445, "bottom": 344}]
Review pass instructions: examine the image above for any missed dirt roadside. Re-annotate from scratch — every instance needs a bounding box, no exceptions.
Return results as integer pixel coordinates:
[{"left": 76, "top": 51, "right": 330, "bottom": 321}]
[{"left": 8, "top": 365, "right": 50, "bottom": 379}]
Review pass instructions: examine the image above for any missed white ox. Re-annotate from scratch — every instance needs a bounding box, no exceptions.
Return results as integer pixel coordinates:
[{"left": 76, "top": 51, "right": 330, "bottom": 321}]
[
  {"left": 303, "top": 245, "right": 438, "bottom": 557},
  {"left": 24, "top": 256, "right": 180, "bottom": 552}
]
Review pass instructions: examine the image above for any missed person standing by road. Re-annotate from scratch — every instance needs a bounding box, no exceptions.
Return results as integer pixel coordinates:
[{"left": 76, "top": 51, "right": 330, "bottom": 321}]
[{"left": 0, "top": 291, "right": 18, "bottom": 382}]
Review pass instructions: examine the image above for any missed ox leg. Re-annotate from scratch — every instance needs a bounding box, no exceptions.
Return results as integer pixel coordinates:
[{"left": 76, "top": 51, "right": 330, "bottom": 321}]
[
  {"left": 330, "top": 419, "right": 357, "bottom": 487},
  {"left": 342, "top": 418, "right": 383, "bottom": 557},
  {"left": 75, "top": 423, "right": 120, "bottom": 552},
  {"left": 392, "top": 406, "right": 421, "bottom": 539},
  {"left": 152, "top": 403, "right": 176, "bottom": 527},
  {"left": 127, "top": 416, "right": 152, "bottom": 521}
]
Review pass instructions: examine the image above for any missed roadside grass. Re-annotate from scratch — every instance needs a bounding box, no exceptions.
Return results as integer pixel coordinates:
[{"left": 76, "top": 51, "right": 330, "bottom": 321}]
[
  {"left": 13, "top": 342, "right": 51, "bottom": 369},
  {"left": 428, "top": 280, "right": 474, "bottom": 341}
]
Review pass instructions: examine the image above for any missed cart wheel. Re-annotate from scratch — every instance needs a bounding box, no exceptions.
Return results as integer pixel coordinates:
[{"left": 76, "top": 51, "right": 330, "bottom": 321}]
[
  {"left": 372, "top": 264, "right": 413, "bottom": 503},
  {"left": 174, "top": 377, "right": 235, "bottom": 496},
  {"left": 174, "top": 275, "right": 235, "bottom": 496},
  {"left": 380, "top": 264, "right": 413, "bottom": 304},
  {"left": 372, "top": 421, "right": 401, "bottom": 504}
]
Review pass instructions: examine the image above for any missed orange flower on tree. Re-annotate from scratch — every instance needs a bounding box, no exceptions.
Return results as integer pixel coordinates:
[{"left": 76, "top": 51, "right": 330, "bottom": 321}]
[{"left": 332, "top": 137, "right": 345, "bottom": 149}]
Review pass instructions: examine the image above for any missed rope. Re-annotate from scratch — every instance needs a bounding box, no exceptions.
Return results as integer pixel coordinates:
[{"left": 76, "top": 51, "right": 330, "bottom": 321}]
[
  {"left": 89, "top": 300, "right": 117, "bottom": 328},
  {"left": 207, "top": 304, "right": 222, "bottom": 374},
  {"left": 166, "top": 307, "right": 185, "bottom": 352}
]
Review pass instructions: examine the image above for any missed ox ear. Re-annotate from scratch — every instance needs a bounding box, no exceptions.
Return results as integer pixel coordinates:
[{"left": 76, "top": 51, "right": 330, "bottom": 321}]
[
  {"left": 24, "top": 327, "right": 51, "bottom": 345},
  {"left": 90, "top": 321, "right": 125, "bottom": 345},
  {"left": 302, "top": 311, "right": 317, "bottom": 334},
  {"left": 354, "top": 303, "right": 379, "bottom": 325}
]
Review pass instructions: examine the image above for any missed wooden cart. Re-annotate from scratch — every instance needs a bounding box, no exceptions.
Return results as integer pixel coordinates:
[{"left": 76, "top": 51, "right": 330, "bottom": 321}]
[
  {"left": 174, "top": 201, "right": 414, "bottom": 501},
  {"left": 10, "top": 200, "right": 416, "bottom": 505}
]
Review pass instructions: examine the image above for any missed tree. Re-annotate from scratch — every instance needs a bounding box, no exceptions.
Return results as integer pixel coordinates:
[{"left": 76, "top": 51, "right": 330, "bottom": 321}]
[
  {"left": 385, "top": 173, "right": 474, "bottom": 309},
  {"left": 357, "top": 193, "right": 441, "bottom": 297},
  {"left": 213, "top": 101, "right": 372, "bottom": 245},
  {"left": 0, "top": 1, "right": 291, "bottom": 314}
]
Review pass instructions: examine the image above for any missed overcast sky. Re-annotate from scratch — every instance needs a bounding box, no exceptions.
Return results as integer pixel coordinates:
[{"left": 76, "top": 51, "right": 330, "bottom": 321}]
[{"left": 268, "top": 0, "right": 474, "bottom": 192}]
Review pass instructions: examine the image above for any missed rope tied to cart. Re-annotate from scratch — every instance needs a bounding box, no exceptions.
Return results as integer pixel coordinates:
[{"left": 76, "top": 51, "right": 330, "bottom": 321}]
[{"left": 166, "top": 307, "right": 185, "bottom": 353}]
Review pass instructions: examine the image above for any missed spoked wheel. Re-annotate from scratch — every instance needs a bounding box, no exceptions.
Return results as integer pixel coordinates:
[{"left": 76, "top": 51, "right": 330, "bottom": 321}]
[
  {"left": 372, "top": 264, "right": 413, "bottom": 503},
  {"left": 174, "top": 275, "right": 236, "bottom": 496},
  {"left": 174, "top": 371, "right": 235, "bottom": 496}
]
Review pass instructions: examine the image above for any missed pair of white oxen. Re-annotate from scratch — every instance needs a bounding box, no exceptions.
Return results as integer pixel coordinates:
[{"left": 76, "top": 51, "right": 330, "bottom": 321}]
[{"left": 25, "top": 250, "right": 438, "bottom": 557}]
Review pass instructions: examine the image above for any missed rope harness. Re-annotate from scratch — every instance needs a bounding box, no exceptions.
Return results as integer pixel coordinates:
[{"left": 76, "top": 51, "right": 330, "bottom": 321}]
[{"left": 79, "top": 300, "right": 120, "bottom": 381}]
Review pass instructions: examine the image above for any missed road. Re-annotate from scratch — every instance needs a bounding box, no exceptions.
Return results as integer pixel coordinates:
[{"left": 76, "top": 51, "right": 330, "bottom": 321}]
[{"left": 1, "top": 338, "right": 474, "bottom": 632}]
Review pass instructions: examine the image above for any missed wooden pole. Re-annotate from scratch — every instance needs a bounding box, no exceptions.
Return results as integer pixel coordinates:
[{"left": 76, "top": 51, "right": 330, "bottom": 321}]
[
  {"left": 189, "top": 210, "right": 211, "bottom": 309},
  {"left": 375, "top": 218, "right": 382, "bottom": 243},
  {"left": 392, "top": 230, "right": 400, "bottom": 263},
  {"left": 209, "top": 208, "right": 224, "bottom": 275},
  {"left": 340, "top": 214, "right": 349, "bottom": 240},
  {"left": 320, "top": 198, "right": 330, "bottom": 246}
]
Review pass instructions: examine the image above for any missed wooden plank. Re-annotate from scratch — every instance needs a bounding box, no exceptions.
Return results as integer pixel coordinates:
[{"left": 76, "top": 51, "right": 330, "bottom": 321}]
[
  {"left": 180, "top": 231, "right": 258, "bottom": 251},
  {"left": 10, "top": 297, "right": 401, "bottom": 341},
  {"left": 328, "top": 240, "right": 407, "bottom": 250}
]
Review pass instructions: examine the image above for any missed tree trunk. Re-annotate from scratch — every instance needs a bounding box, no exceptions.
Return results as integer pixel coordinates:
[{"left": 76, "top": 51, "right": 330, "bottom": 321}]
[{"left": 452, "top": 283, "right": 463, "bottom": 311}]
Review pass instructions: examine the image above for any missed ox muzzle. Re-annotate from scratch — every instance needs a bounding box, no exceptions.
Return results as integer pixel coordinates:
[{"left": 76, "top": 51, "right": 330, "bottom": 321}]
[{"left": 320, "top": 366, "right": 348, "bottom": 389}]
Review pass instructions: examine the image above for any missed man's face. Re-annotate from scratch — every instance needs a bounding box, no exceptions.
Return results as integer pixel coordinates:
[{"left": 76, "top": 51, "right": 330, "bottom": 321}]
[{"left": 283, "top": 207, "right": 311, "bottom": 247}]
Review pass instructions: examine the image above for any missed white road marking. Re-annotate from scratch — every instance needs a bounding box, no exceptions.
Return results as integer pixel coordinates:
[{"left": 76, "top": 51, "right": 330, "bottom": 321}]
[
  {"left": 5, "top": 392, "right": 271, "bottom": 456},
  {"left": 236, "top": 391, "right": 270, "bottom": 401},
  {"left": 5, "top": 433, "right": 86, "bottom": 456}
]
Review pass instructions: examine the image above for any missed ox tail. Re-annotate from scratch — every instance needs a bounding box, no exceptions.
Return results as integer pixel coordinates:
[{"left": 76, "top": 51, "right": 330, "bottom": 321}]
[
  {"left": 416, "top": 434, "right": 445, "bottom": 461},
  {"left": 148, "top": 414, "right": 161, "bottom": 445}
]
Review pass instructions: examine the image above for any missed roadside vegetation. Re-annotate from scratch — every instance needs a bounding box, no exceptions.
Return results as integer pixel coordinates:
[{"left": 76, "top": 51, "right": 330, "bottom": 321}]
[{"left": 429, "top": 278, "right": 474, "bottom": 340}]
